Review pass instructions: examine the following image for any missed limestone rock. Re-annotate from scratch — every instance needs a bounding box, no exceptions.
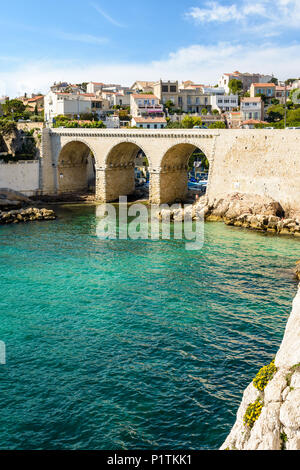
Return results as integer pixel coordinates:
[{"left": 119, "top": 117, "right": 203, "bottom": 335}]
[{"left": 221, "top": 287, "right": 300, "bottom": 450}]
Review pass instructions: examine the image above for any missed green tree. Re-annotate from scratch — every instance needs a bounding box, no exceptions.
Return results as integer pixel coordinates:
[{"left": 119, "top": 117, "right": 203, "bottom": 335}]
[
  {"left": 269, "top": 77, "right": 279, "bottom": 85},
  {"left": 209, "top": 122, "right": 226, "bottom": 129},
  {"left": 201, "top": 108, "right": 208, "bottom": 115},
  {"left": 228, "top": 79, "right": 243, "bottom": 95},
  {"left": 266, "top": 104, "right": 285, "bottom": 122},
  {"left": 181, "top": 115, "right": 202, "bottom": 128},
  {"left": 2, "top": 99, "right": 26, "bottom": 117},
  {"left": 255, "top": 93, "right": 267, "bottom": 104},
  {"left": 164, "top": 100, "right": 175, "bottom": 114}
]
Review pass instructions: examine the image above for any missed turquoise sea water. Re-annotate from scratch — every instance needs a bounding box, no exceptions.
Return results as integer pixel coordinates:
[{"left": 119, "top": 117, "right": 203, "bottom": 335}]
[{"left": 0, "top": 204, "right": 300, "bottom": 450}]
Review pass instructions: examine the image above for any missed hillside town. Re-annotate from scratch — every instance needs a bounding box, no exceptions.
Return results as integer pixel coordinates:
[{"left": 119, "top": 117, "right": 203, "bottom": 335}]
[{"left": 1, "top": 71, "right": 300, "bottom": 130}]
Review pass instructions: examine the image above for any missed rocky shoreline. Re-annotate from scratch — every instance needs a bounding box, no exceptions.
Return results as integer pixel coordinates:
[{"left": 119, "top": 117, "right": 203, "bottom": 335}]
[
  {"left": 221, "top": 286, "right": 300, "bottom": 450},
  {"left": 167, "top": 192, "right": 300, "bottom": 238},
  {"left": 0, "top": 207, "right": 56, "bottom": 225},
  {"left": 0, "top": 188, "right": 56, "bottom": 225}
]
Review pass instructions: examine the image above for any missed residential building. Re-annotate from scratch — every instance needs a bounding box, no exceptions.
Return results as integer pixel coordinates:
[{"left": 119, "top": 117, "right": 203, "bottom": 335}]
[
  {"left": 131, "top": 116, "right": 167, "bottom": 129},
  {"left": 240, "top": 119, "right": 268, "bottom": 129},
  {"left": 291, "top": 79, "right": 300, "bottom": 90},
  {"left": 275, "top": 86, "right": 291, "bottom": 104},
  {"left": 130, "top": 81, "right": 155, "bottom": 93},
  {"left": 219, "top": 72, "right": 273, "bottom": 93},
  {"left": 44, "top": 91, "right": 109, "bottom": 123},
  {"left": 200, "top": 86, "right": 225, "bottom": 95},
  {"left": 104, "top": 115, "right": 120, "bottom": 129},
  {"left": 178, "top": 88, "right": 211, "bottom": 114},
  {"left": 130, "top": 94, "right": 164, "bottom": 118},
  {"left": 50, "top": 82, "right": 70, "bottom": 93},
  {"left": 240, "top": 97, "right": 264, "bottom": 121},
  {"left": 210, "top": 94, "right": 238, "bottom": 113},
  {"left": 87, "top": 82, "right": 106, "bottom": 94},
  {"left": 227, "top": 111, "right": 242, "bottom": 129},
  {"left": 26, "top": 95, "right": 44, "bottom": 113},
  {"left": 111, "top": 91, "right": 132, "bottom": 108},
  {"left": 153, "top": 80, "right": 179, "bottom": 107},
  {"left": 250, "top": 83, "right": 276, "bottom": 99}
]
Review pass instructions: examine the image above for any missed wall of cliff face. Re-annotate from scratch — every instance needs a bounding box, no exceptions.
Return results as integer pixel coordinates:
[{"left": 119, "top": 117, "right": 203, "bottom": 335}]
[
  {"left": 221, "top": 287, "right": 300, "bottom": 450},
  {"left": 0, "top": 123, "right": 41, "bottom": 160}
]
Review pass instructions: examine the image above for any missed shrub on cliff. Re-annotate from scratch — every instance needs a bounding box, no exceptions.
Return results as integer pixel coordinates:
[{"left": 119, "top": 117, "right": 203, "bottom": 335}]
[
  {"left": 253, "top": 359, "right": 277, "bottom": 392},
  {"left": 244, "top": 399, "right": 263, "bottom": 429}
]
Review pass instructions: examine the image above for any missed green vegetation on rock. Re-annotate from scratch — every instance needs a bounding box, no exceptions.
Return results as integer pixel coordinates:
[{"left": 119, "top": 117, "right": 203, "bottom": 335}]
[
  {"left": 253, "top": 359, "right": 277, "bottom": 391},
  {"left": 244, "top": 399, "right": 263, "bottom": 429}
]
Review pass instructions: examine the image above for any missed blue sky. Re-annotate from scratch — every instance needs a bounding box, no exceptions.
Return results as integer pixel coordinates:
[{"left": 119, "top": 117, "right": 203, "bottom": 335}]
[{"left": 0, "top": 0, "right": 299, "bottom": 96}]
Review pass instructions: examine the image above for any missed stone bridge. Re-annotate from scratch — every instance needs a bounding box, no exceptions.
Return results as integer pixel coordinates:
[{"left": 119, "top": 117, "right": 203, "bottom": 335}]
[{"left": 41, "top": 128, "right": 300, "bottom": 209}]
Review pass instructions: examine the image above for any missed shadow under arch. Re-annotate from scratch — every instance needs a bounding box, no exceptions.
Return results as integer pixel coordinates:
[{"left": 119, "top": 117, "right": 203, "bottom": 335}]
[
  {"left": 104, "top": 141, "right": 150, "bottom": 202},
  {"left": 57, "top": 140, "right": 95, "bottom": 194},
  {"left": 159, "top": 143, "right": 210, "bottom": 204}
]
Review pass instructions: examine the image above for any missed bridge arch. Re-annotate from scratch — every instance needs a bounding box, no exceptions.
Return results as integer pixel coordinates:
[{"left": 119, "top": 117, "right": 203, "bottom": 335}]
[
  {"left": 102, "top": 141, "right": 151, "bottom": 202},
  {"left": 158, "top": 143, "right": 210, "bottom": 204},
  {"left": 57, "top": 140, "right": 96, "bottom": 194}
]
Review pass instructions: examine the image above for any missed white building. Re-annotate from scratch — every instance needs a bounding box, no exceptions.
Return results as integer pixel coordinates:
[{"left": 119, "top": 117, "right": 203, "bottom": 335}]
[
  {"left": 131, "top": 116, "right": 167, "bottom": 129},
  {"left": 240, "top": 97, "right": 264, "bottom": 121},
  {"left": 130, "top": 94, "right": 164, "bottom": 118},
  {"left": 111, "top": 91, "right": 132, "bottom": 108},
  {"left": 201, "top": 86, "right": 225, "bottom": 95},
  {"left": 218, "top": 72, "right": 273, "bottom": 93},
  {"left": 210, "top": 94, "right": 238, "bottom": 113},
  {"left": 44, "top": 91, "right": 109, "bottom": 123}
]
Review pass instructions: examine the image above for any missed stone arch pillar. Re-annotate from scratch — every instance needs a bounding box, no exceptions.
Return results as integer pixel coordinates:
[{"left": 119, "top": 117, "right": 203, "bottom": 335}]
[
  {"left": 153, "top": 143, "right": 200, "bottom": 204},
  {"left": 99, "top": 141, "right": 152, "bottom": 202}
]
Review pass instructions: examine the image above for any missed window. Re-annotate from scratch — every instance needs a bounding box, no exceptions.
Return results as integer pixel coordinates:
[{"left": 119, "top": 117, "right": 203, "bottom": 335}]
[
  {"left": 154, "top": 124, "right": 157, "bottom": 129},
  {"left": 170, "top": 85, "right": 177, "bottom": 93},
  {"left": 147, "top": 124, "right": 150, "bottom": 129},
  {"left": 160, "top": 124, "right": 164, "bottom": 128},
  {"left": 162, "top": 85, "right": 168, "bottom": 92}
]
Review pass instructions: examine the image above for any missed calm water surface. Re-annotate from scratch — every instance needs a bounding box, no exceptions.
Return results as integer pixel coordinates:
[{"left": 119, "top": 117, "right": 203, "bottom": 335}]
[{"left": 0, "top": 204, "right": 299, "bottom": 450}]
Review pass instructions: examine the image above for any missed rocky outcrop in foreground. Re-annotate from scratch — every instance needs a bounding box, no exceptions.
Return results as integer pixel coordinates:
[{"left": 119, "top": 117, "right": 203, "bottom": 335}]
[
  {"left": 0, "top": 188, "right": 56, "bottom": 225},
  {"left": 0, "top": 188, "right": 32, "bottom": 210},
  {"left": 221, "top": 287, "right": 300, "bottom": 450},
  {"left": 175, "top": 193, "right": 300, "bottom": 237},
  {"left": 0, "top": 207, "right": 56, "bottom": 225}
]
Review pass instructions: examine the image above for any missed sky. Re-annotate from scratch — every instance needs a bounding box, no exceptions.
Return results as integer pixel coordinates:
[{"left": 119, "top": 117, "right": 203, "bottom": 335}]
[{"left": 0, "top": 0, "right": 299, "bottom": 97}]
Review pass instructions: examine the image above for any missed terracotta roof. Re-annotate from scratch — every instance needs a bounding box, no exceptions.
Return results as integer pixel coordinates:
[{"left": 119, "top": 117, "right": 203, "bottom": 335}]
[
  {"left": 252, "top": 83, "right": 276, "bottom": 87},
  {"left": 132, "top": 94, "right": 159, "bottom": 100},
  {"left": 27, "top": 95, "right": 44, "bottom": 102},
  {"left": 133, "top": 117, "right": 167, "bottom": 123},
  {"left": 91, "top": 82, "right": 105, "bottom": 85},
  {"left": 241, "top": 119, "right": 268, "bottom": 125},
  {"left": 241, "top": 97, "right": 262, "bottom": 103}
]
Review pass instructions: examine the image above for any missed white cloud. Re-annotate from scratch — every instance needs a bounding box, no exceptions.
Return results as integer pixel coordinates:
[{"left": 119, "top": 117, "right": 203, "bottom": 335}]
[
  {"left": 1, "top": 41, "right": 299, "bottom": 97},
  {"left": 186, "top": 0, "right": 300, "bottom": 28},
  {"left": 90, "top": 2, "right": 125, "bottom": 27}
]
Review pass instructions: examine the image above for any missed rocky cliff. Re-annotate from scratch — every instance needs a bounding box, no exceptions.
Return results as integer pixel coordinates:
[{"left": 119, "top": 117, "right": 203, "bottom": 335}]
[{"left": 221, "top": 286, "right": 300, "bottom": 450}]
